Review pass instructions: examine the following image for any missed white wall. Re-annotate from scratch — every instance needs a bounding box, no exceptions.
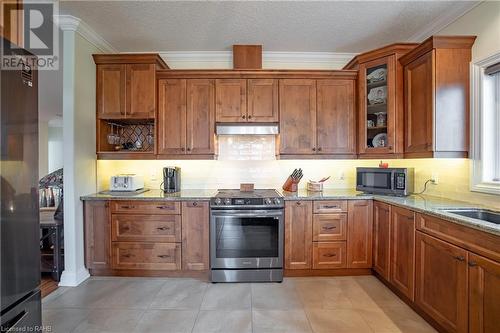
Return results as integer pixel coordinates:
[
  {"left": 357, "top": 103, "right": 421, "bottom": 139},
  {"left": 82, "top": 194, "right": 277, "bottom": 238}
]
[
  {"left": 60, "top": 28, "right": 100, "bottom": 286},
  {"left": 439, "top": 1, "right": 500, "bottom": 61},
  {"left": 48, "top": 126, "right": 63, "bottom": 173},
  {"left": 38, "top": 121, "right": 48, "bottom": 178}
]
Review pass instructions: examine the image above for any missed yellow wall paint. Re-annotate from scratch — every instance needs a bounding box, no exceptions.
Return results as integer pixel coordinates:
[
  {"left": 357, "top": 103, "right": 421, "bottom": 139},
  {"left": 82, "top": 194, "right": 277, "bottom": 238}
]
[{"left": 97, "top": 158, "right": 500, "bottom": 209}]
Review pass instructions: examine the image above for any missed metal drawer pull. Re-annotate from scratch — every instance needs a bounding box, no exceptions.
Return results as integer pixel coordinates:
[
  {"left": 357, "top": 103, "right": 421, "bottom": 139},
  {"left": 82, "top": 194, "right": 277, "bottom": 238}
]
[
  {"left": 323, "top": 226, "right": 337, "bottom": 230},
  {"left": 156, "top": 227, "right": 170, "bottom": 231},
  {"left": 122, "top": 253, "right": 133, "bottom": 258},
  {"left": 323, "top": 205, "right": 339, "bottom": 209},
  {"left": 296, "top": 202, "right": 301, "bottom": 205},
  {"left": 468, "top": 261, "right": 477, "bottom": 267},
  {"left": 192, "top": 202, "right": 198, "bottom": 207},
  {"left": 157, "top": 254, "right": 171, "bottom": 259},
  {"left": 156, "top": 206, "right": 173, "bottom": 209},
  {"left": 121, "top": 205, "right": 135, "bottom": 209},
  {"left": 324, "top": 253, "right": 336, "bottom": 257},
  {"left": 454, "top": 255, "right": 466, "bottom": 262}
]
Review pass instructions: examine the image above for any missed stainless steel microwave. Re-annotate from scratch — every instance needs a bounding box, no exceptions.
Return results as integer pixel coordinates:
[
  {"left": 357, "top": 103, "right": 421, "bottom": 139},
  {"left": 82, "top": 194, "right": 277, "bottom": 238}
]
[{"left": 356, "top": 167, "right": 414, "bottom": 196}]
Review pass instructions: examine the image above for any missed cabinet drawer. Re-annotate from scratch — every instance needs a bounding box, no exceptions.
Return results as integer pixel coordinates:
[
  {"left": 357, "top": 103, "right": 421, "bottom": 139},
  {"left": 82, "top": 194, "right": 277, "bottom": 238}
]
[
  {"left": 110, "top": 201, "right": 180, "bottom": 215},
  {"left": 111, "top": 214, "right": 181, "bottom": 242},
  {"left": 313, "top": 214, "right": 347, "bottom": 241},
  {"left": 111, "top": 242, "right": 181, "bottom": 270},
  {"left": 313, "top": 242, "right": 346, "bottom": 269},
  {"left": 313, "top": 200, "right": 347, "bottom": 213}
]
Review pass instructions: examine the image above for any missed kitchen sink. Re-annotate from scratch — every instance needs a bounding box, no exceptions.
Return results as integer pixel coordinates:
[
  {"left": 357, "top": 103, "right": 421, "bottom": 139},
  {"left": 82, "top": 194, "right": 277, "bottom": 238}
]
[{"left": 439, "top": 208, "right": 500, "bottom": 225}]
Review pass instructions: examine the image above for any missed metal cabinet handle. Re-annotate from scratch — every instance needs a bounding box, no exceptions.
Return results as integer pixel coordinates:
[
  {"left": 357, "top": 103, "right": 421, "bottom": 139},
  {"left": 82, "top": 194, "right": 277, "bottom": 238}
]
[
  {"left": 323, "top": 205, "right": 339, "bottom": 209},
  {"left": 122, "top": 253, "right": 133, "bottom": 258},
  {"left": 242, "top": 115, "right": 246, "bottom": 119},
  {"left": 323, "top": 226, "right": 336, "bottom": 230},
  {"left": 157, "top": 254, "right": 170, "bottom": 259},
  {"left": 187, "top": 147, "right": 191, "bottom": 151},
  {"left": 324, "top": 253, "right": 336, "bottom": 257},
  {"left": 192, "top": 202, "right": 198, "bottom": 207},
  {"left": 312, "top": 148, "right": 316, "bottom": 151},
  {"left": 156, "top": 206, "right": 173, "bottom": 210},
  {"left": 296, "top": 202, "right": 301, "bottom": 206},
  {"left": 247, "top": 115, "right": 252, "bottom": 119},
  {"left": 454, "top": 256, "right": 466, "bottom": 262},
  {"left": 318, "top": 147, "right": 322, "bottom": 151},
  {"left": 468, "top": 261, "right": 477, "bottom": 267},
  {"left": 181, "top": 147, "right": 185, "bottom": 151},
  {"left": 156, "top": 227, "right": 170, "bottom": 231},
  {"left": 120, "top": 205, "right": 135, "bottom": 209}
]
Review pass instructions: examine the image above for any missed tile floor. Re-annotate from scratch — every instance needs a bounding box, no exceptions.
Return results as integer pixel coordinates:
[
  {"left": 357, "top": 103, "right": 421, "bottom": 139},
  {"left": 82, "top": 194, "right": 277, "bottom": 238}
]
[{"left": 42, "top": 275, "right": 437, "bottom": 333}]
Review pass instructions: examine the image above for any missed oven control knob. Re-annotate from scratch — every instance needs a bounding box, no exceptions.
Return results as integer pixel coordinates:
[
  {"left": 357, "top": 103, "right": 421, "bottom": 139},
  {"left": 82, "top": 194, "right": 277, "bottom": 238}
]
[
  {"left": 224, "top": 198, "right": 231, "bottom": 205},
  {"left": 264, "top": 198, "right": 272, "bottom": 205},
  {"left": 273, "top": 198, "right": 281, "bottom": 205},
  {"left": 214, "top": 198, "right": 222, "bottom": 205}
]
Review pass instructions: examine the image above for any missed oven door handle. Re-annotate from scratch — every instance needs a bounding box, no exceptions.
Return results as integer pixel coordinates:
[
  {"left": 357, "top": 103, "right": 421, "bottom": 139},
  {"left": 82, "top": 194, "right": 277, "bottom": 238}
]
[{"left": 211, "top": 210, "right": 283, "bottom": 218}]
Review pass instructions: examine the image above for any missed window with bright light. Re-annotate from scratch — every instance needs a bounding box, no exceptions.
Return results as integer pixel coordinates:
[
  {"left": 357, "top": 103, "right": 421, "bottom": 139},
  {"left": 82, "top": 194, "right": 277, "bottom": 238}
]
[{"left": 471, "top": 53, "right": 500, "bottom": 194}]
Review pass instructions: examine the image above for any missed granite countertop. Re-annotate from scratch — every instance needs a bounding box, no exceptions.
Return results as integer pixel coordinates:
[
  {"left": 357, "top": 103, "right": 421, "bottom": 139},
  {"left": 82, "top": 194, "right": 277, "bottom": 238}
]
[
  {"left": 81, "top": 187, "right": 500, "bottom": 236},
  {"left": 80, "top": 189, "right": 217, "bottom": 201}
]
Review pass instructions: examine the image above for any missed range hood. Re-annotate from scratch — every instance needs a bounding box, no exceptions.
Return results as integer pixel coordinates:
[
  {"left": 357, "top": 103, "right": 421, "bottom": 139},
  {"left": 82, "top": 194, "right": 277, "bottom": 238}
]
[{"left": 216, "top": 123, "right": 279, "bottom": 135}]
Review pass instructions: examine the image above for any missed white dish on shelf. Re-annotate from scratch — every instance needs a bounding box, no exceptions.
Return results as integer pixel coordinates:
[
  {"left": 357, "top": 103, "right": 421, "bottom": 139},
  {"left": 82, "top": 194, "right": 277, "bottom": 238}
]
[
  {"left": 367, "top": 68, "right": 387, "bottom": 83},
  {"left": 368, "top": 86, "right": 387, "bottom": 105},
  {"left": 372, "top": 133, "right": 388, "bottom": 147}
]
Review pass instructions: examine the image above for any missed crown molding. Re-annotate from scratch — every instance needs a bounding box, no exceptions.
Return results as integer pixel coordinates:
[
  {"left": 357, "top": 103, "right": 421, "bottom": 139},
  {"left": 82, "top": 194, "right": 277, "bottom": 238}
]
[
  {"left": 407, "top": 1, "right": 481, "bottom": 42},
  {"left": 55, "top": 15, "right": 117, "bottom": 53},
  {"left": 158, "top": 51, "right": 357, "bottom": 69}
]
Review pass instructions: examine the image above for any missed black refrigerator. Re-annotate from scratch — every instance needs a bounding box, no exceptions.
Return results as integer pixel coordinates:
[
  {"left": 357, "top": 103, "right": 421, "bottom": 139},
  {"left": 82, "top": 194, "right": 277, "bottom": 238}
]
[{"left": 0, "top": 38, "right": 42, "bottom": 331}]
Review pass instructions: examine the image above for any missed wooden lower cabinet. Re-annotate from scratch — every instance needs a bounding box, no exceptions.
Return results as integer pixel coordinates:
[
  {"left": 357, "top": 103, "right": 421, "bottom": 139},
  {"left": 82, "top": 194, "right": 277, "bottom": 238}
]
[
  {"left": 415, "top": 231, "right": 468, "bottom": 333},
  {"left": 111, "top": 214, "right": 181, "bottom": 243},
  {"left": 347, "top": 200, "right": 373, "bottom": 268},
  {"left": 313, "top": 213, "right": 347, "bottom": 242},
  {"left": 112, "top": 242, "right": 181, "bottom": 270},
  {"left": 313, "top": 242, "right": 346, "bottom": 269},
  {"left": 373, "top": 201, "right": 391, "bottom": 280},
  {"left": 285, "top": 201, "right": 313, "bottom": 269},
  {"left": 181, "top": 201, "right": 210, "bottom": 271},
  {"left": 84, "top": 201, "right": 111, "bottom": 270},
  {"left": 469, "top": 253, "right": 500, "bottom": 333},
  {"left": 390, "top": 206, "right": 415, "bottom": 300}
]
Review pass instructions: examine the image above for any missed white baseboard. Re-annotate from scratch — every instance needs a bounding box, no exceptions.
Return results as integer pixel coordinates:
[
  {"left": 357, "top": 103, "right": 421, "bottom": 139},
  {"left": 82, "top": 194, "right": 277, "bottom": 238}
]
[{"left": 58, "top": 267, "right": 90, "bottom": 287}]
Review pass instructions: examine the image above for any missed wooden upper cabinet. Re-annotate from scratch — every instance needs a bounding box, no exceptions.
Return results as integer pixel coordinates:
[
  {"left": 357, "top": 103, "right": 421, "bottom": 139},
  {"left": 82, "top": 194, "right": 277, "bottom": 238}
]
[
  {"left": 126, "top": 64, "right": 156, "bottom": 119},
  {"left": 182, "top": 201, "right": 210, "bottom": 271},
  {"left": 415, "top": 231, "right": 468, "bottom": 333},
  {"left": 316, "top": 80, "right": 356, "bottom": 155},
  {"left": 390, "top": 206, "right": 415, "bottom": 300},
  {"left": 285, "top": 201, "right": 312, "bottom": 269},
  {"left": 279, "top": 79, "right": 317, "bottom": 155},
  {"left": 97, "top": 64, "right": 126, "bottom": 119},
  {"left": 158, "top": 79, "right": 187, "bottom": 155},
  {"left": 400, "top": 36, "right": 476, "bottom": 158},
  {"left": 344, "top": 43, "right": 417, "bottom": 159},
  {"left": 373, "top": 201, "right": 391, "bottom": 281},
  {"left": 469, "top": 253, "right": 500, "bottom": 333},
  {"left": 247, "top": 79, "right": 278, "bottom": 122},
  {"left": 216, "top": 79, "right": 247, "bottom": 122},
  {"left": 84, "top": 201, "right": 110, "bottom": 270},
  {"left": 94, "top": 54, "right": 168, "bottom": 120},
  {"left": 187, "top": 79, "right": 215, "bottom": 155},
  {"left": 1, "top": 0, "right": 24, "bottom": 47},
  {"left": 347, "top": 200, "right": 373, "bottom": 268}
]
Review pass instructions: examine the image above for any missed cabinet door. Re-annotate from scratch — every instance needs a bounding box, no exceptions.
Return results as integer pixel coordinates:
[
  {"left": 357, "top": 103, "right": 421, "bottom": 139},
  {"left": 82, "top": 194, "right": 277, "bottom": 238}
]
[
  {"left": 247, "top": 79, "right": 278, "bottom": 122},
  {"left": 126, "top": 64, "right": 156, "bottom": 119},
  {"left": 84, "top": 201, "right": 110, "bottom": 270},
  {"left": 112, "top": 242, "right": 181, "bottom": 270},
  {"left": 373, "top": 201, "right": 391, "bottom": 280},
  {"left": 469, "top": 253, "right": 500, "bottom": 333},
  {"left": 316, "top": 79, "right": 356, "bottom": 154},
  {"left": 215, "top": 79, "right": 247, "bottom": 122},
  {"left": 358, "top": 56, "right": 397, "bottom": 155},
  {"left": 182, "top": 201, "right": 209, "bottom": 270},
  {"left": 1, "top": 0, "right": 23, "bottom": 47},
  {"left": 391, "top": 206, "right": 415, "bottom": 300},
  {"left": 347, "top": 200, "right": 373, "bottom": 268},
  {"left": 186, "top": 79, "right": 215, "bottom": 155},
  {"left": 285, "top": 201, "right": 312, "bottom": 269},
  {"left": 279, "top": 79, "right": 317, "bottom": 155},
  {"left": 313, "top": 214, "right": 347, "bottom": 242},
  {"left": 415, "top": 232, "right": 468, "bottom": 333},
  {"left": 96, "top": 64, "right": 126, "bottom": 119},
  {"left": 158, "top": 79, "right": 187, "bottom": 155},
  {"left": 404, "top": 50, "right": 434, "bottom": 154},
  {"left": 313, "top": 242, "right": 346, "bottom": 269}
]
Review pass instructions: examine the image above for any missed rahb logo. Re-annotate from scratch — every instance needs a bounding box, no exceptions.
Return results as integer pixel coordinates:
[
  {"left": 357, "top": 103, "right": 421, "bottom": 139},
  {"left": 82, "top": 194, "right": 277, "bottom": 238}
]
[{"left": 1, "top": 0, "right": 59, "bottom": 70}]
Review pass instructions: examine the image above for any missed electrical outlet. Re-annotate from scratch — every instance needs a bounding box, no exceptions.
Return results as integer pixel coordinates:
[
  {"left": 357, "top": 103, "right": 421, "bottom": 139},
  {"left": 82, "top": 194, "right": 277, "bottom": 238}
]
[
  {"left": 150, "top": 172, "right": 157, "bottom": 181},
  {"left": 431, "top": 173, "right": 439, "bottom": 185},
  {"left": 338, "top": 171, "right": 345, "bottom": 180}
]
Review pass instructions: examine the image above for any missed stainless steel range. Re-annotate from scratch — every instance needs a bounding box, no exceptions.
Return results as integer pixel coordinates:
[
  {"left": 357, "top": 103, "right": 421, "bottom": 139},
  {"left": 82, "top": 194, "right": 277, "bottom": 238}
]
[{"left": 210, "top": 189, "right": 284, "bottom": 282}]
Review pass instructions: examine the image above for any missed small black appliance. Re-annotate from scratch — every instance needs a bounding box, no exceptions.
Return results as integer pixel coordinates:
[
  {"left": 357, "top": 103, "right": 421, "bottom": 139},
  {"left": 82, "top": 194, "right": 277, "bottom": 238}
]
[{"left": 162, "top": 167, "right": 181, "bottom": 193}]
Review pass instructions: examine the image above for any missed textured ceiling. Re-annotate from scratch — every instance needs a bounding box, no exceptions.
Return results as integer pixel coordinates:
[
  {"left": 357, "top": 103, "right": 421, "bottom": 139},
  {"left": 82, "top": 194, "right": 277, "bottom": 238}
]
[{"left": 60, "top": 1, "right": 477, "bottom": 53}]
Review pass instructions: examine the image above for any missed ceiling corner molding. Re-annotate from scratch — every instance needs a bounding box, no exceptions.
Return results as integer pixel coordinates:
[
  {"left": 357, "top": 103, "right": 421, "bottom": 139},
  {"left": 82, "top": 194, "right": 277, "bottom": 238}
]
[
  {"left": 407, "top": 1, "right": 482, "bottom": 42},
  {"left": 55, "top": 15, "right": 117, "bottom": 53},
  {"left": 158, "top": 51, "right": 357, "bottom": 69}
]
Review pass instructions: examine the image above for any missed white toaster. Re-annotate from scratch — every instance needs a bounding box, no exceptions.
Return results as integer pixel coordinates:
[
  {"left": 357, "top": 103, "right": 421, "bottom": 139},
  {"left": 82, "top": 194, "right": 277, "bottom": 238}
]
[{"left": 110, "top": 174, "right": 144, "bottom": 192}]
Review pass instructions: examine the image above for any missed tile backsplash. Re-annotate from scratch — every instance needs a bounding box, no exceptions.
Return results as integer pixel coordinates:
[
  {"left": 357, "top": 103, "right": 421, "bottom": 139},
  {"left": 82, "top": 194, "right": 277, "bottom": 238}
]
[
  {"left": 96, "top": 158, "right": 500, "bottom": 209},
  {"left": 218, "top": 135, "right": 276, "bottom": 160}
]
